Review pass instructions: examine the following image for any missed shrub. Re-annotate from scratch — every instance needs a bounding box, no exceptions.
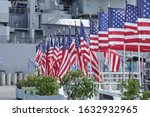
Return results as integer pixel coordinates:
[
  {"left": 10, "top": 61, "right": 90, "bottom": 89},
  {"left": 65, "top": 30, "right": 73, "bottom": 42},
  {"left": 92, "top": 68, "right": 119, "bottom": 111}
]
[
  {"left": 62, "top": 70, "right": 98, "bottom": 100},
  {"left": 140, "top": 91, "right": 150, "bottom": 100},
  {"left": 36, "top": 76, "right": 60, "bottom": 96},
  {"left": 16, "top": 80, "right": 25, "bottom": 89},
  {"left": 25, "top": 75, "right": 39, "bottom": 87},
  {"left": 121, "top": 79, "right": 140, "bottom": 100}
]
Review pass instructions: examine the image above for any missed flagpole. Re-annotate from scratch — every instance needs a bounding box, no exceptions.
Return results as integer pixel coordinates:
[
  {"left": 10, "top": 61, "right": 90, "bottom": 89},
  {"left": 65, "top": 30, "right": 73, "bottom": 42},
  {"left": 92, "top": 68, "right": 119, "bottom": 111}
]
[
  {"left": 97, "top": 9, "right": 101, "bottom": 88},
  {"left": 97, "top": 8, "right": 102, "bottom": 85},
  {"left": 123, "top": 0, "right": 128, "bottom": 82},
  {"left": 138, "top": 39, "right": 141, "bottom": 87},
  {"left": 97, "top": 19, "right": 102, "bottom": 85},
  {"left": 79, "top": 18, "right": 86, "bottom": 75},
  {"left": 108, "top": 47, "right": 112, "bottom": 90},
  {"left": 74, "top": 21, "right": 78, "bottom": 71},
  {"left": 89, "top": 14, "right": 93, "bottom": 79},
  {"left": 142, "top": 52, "right": 144, "bottom": 85},
  {"left": 108, "top": 2, "right": 112, "bottom": 90},
  {"left": 131, "top": 51, "right": 133, "bottom": 79},
  {"left": 89, "top": 15, "right": 95, "bottom": 99},
  {"left": 69, "top": 24, "right": 71, "bottom": 72},
  {"left": 123, "top": 43, "right": 126, "bottom": 81}
]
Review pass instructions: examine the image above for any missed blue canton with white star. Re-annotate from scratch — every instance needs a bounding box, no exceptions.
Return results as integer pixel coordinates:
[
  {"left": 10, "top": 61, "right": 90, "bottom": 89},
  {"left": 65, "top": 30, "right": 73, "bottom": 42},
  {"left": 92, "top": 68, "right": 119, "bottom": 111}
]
[
  {"left": 98, "top": 13, "right": 108, "bottom": 31},
  {"left": 108, "top": 8, "right": 125, "bottom": 28},
  {"left": 138, "top": 0, "right": 150, "bottom": 18},
  {"left": 126, "top": 4, "right": 138, "bottom": 23},
  {"left": 90, "top": 20, "right": 98, "bottom": 35}
]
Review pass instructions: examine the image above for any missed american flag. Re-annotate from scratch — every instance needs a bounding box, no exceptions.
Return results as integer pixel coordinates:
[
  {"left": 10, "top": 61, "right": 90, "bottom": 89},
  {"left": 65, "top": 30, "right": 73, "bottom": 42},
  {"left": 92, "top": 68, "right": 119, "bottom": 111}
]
[
  {"left": 58, "top": 27, "right": 73, "bottom": 78},
  {"left": 55, "top": 34, "right": 63, "bottom": 76},
  {"left": 39, "top": 41, "right": 47, "bottom": 75},
  {"left": 98, "top": 12, "right": 109, "bottom": 50},
  {"left": 35, "top": 43, "right": 42, "bottom": 64},
  {"left": 80, "top": 22, "right": 91, "bottom": 76},
  {"left": 75, "top": 24, "right": 83, "bottom": 71},
  {"left": 138, "top": 0, "right": 150, "bottom": 52},
  {"left": 81, "top": 21, "right": 101, "bottom": 82},
  {"left": 90, "top": 51, "right": 102, "bottom": 82},
  {"left": 68, "top": 26, "right": 76, "bottom": 69},
  {"left": 57, "top": 33, "right": 63, "bottom": 65},
  {"left": 103, "top": 50, "right": 121, "bottom": 72},
  {"left": 80, "top": 22, "right": 91, "bottom": 63},
  {"left": 125, "top": 4, "right": 139, "bottom": 51},
  {"left": 108, "top": 8, "right": 125, "bottom": 50},
  {"left": 89, "top": 19, "right": 102, "bottom": 82},
  {"left": 90, "top": 19, "right": 99, "bottom": 52},
  {"left": 45, "top": 41, "right": 50, "bottom": 76},
  {"left": 47, "top": 39, "right": 53, "bottom": 76},
  {"left": 52, "top": 38, "right": 60, "bottom": 76},
  {"left": 69, "top": 41, "right": 76, "bottom": 69}
]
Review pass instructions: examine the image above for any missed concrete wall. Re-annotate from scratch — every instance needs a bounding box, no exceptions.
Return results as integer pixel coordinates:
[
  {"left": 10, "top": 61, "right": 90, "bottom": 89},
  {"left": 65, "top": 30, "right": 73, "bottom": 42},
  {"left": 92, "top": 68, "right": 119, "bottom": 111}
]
[{"left": 0, "top": 44, "right": 36, "bottom": 73}]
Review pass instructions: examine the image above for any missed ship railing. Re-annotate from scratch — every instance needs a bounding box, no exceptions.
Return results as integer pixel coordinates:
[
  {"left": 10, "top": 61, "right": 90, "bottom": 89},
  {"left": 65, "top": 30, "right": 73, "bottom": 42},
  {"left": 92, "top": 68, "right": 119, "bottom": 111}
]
[{"left": 89, "top": 72, "right": 140, "bottom": 91}]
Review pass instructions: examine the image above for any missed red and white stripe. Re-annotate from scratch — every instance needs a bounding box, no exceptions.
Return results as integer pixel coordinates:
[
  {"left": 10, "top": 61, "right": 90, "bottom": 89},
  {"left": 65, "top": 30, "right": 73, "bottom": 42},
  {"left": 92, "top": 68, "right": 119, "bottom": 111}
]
[
  {"left": 39, "top": 52, "right": 47, "bottom": 75},
  {"left": 138, "top": 18, "right": 150, "bottom": 52},
  {"left": 125, "top": 22, "right": 139, "bottom": 51},
  {"left": 90, "top": 51, "right": 102, "bottom": 82},
  {"left": 98, "top": 31, "right": 109, "bottom": 50},
  {"left": 103, "top": 50, "right": 121, "bottom": 72},
  {"left": 34, "top": 49, "right": 42, "bottom": 64},
  {"left": 52, "top": 46, "right": 60, "bottom": 76},
  {"left": 90, "top": 34, "right": 99, "bottom": 52},
  {"left": 58, "top": 40, "right": 77, "bottom": 79},
  {"left": 80, "top": 37, "right": 91, "bottom": 63},
  {"left": 57, "top": 47, "right": 63, "bottom": 63},
  {"left": 47, "top": 46, "right": 54, "bottom": 76},
  {"left": 80, "top": 38, "right": 91, "bottom": 76},
  {"left": 108, "top": 28, "right": 125, "bottom": 50},
  {"left": 76, "top": 48, "right": 83, "bottom": 72},
  {"left": 58, "top": 49, "right": 70, "bottom": 78},
  {"left": 69, "top": 40, "right": 76, "bottom": 68},
  {"left": 54, "top": 47, "right": 64, "bottom": 76}
]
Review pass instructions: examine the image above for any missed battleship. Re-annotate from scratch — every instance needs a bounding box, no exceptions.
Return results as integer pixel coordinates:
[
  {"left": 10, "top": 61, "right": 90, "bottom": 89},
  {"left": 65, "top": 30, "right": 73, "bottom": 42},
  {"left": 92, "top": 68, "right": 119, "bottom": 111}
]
[{"left": 0, "top": 0, "right": 150, "bottom": 100}]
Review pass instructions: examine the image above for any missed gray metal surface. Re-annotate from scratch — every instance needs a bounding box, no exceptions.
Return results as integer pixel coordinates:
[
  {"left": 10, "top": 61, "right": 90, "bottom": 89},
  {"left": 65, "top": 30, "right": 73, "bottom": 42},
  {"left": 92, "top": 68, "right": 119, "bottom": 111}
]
[
  {"left": 0, "top": 44, "right": 36, "bottom": 73},
  {"left": 0, "top": 86, "right": 16, "bottom": 100}
]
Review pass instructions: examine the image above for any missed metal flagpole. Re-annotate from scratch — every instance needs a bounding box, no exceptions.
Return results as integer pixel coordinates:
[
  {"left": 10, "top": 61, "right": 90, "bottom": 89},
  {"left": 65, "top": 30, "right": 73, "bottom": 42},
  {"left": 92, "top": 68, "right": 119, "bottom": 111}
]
[
  {"left": 97, "top": 8, "right": 102, "bottom": 89},
  {"left": 74, "top": 21, "right": 78, "bottom": 71},
  {"left": 89, "top": 14, "right": 93, "bottom": 79},
  {"left": 108, "top": 47, "right": 112, "bottom": 90},
  {"left": 89, "top": 15, "right": 96, "bottom": 98},
  {"left": 96, "top": 19, "right": 102, "bottom": 85},
  {"left": 142, "top": 52, "right": 144, "bottom": 85},
  {"left": 123, "top": 43, "right": 126, "bottom": 81},
  {"left": 123, "top": 0, "right": 128, "bottom": 82},
  {"left": 108, "top": 2, "right": 111, "bottom": 90},
  {"left": 131, "top": 51, "right": 133, "bottom": 79},
  {"left": 138, "top": 40, "right": 141, "bottom": 87}
]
